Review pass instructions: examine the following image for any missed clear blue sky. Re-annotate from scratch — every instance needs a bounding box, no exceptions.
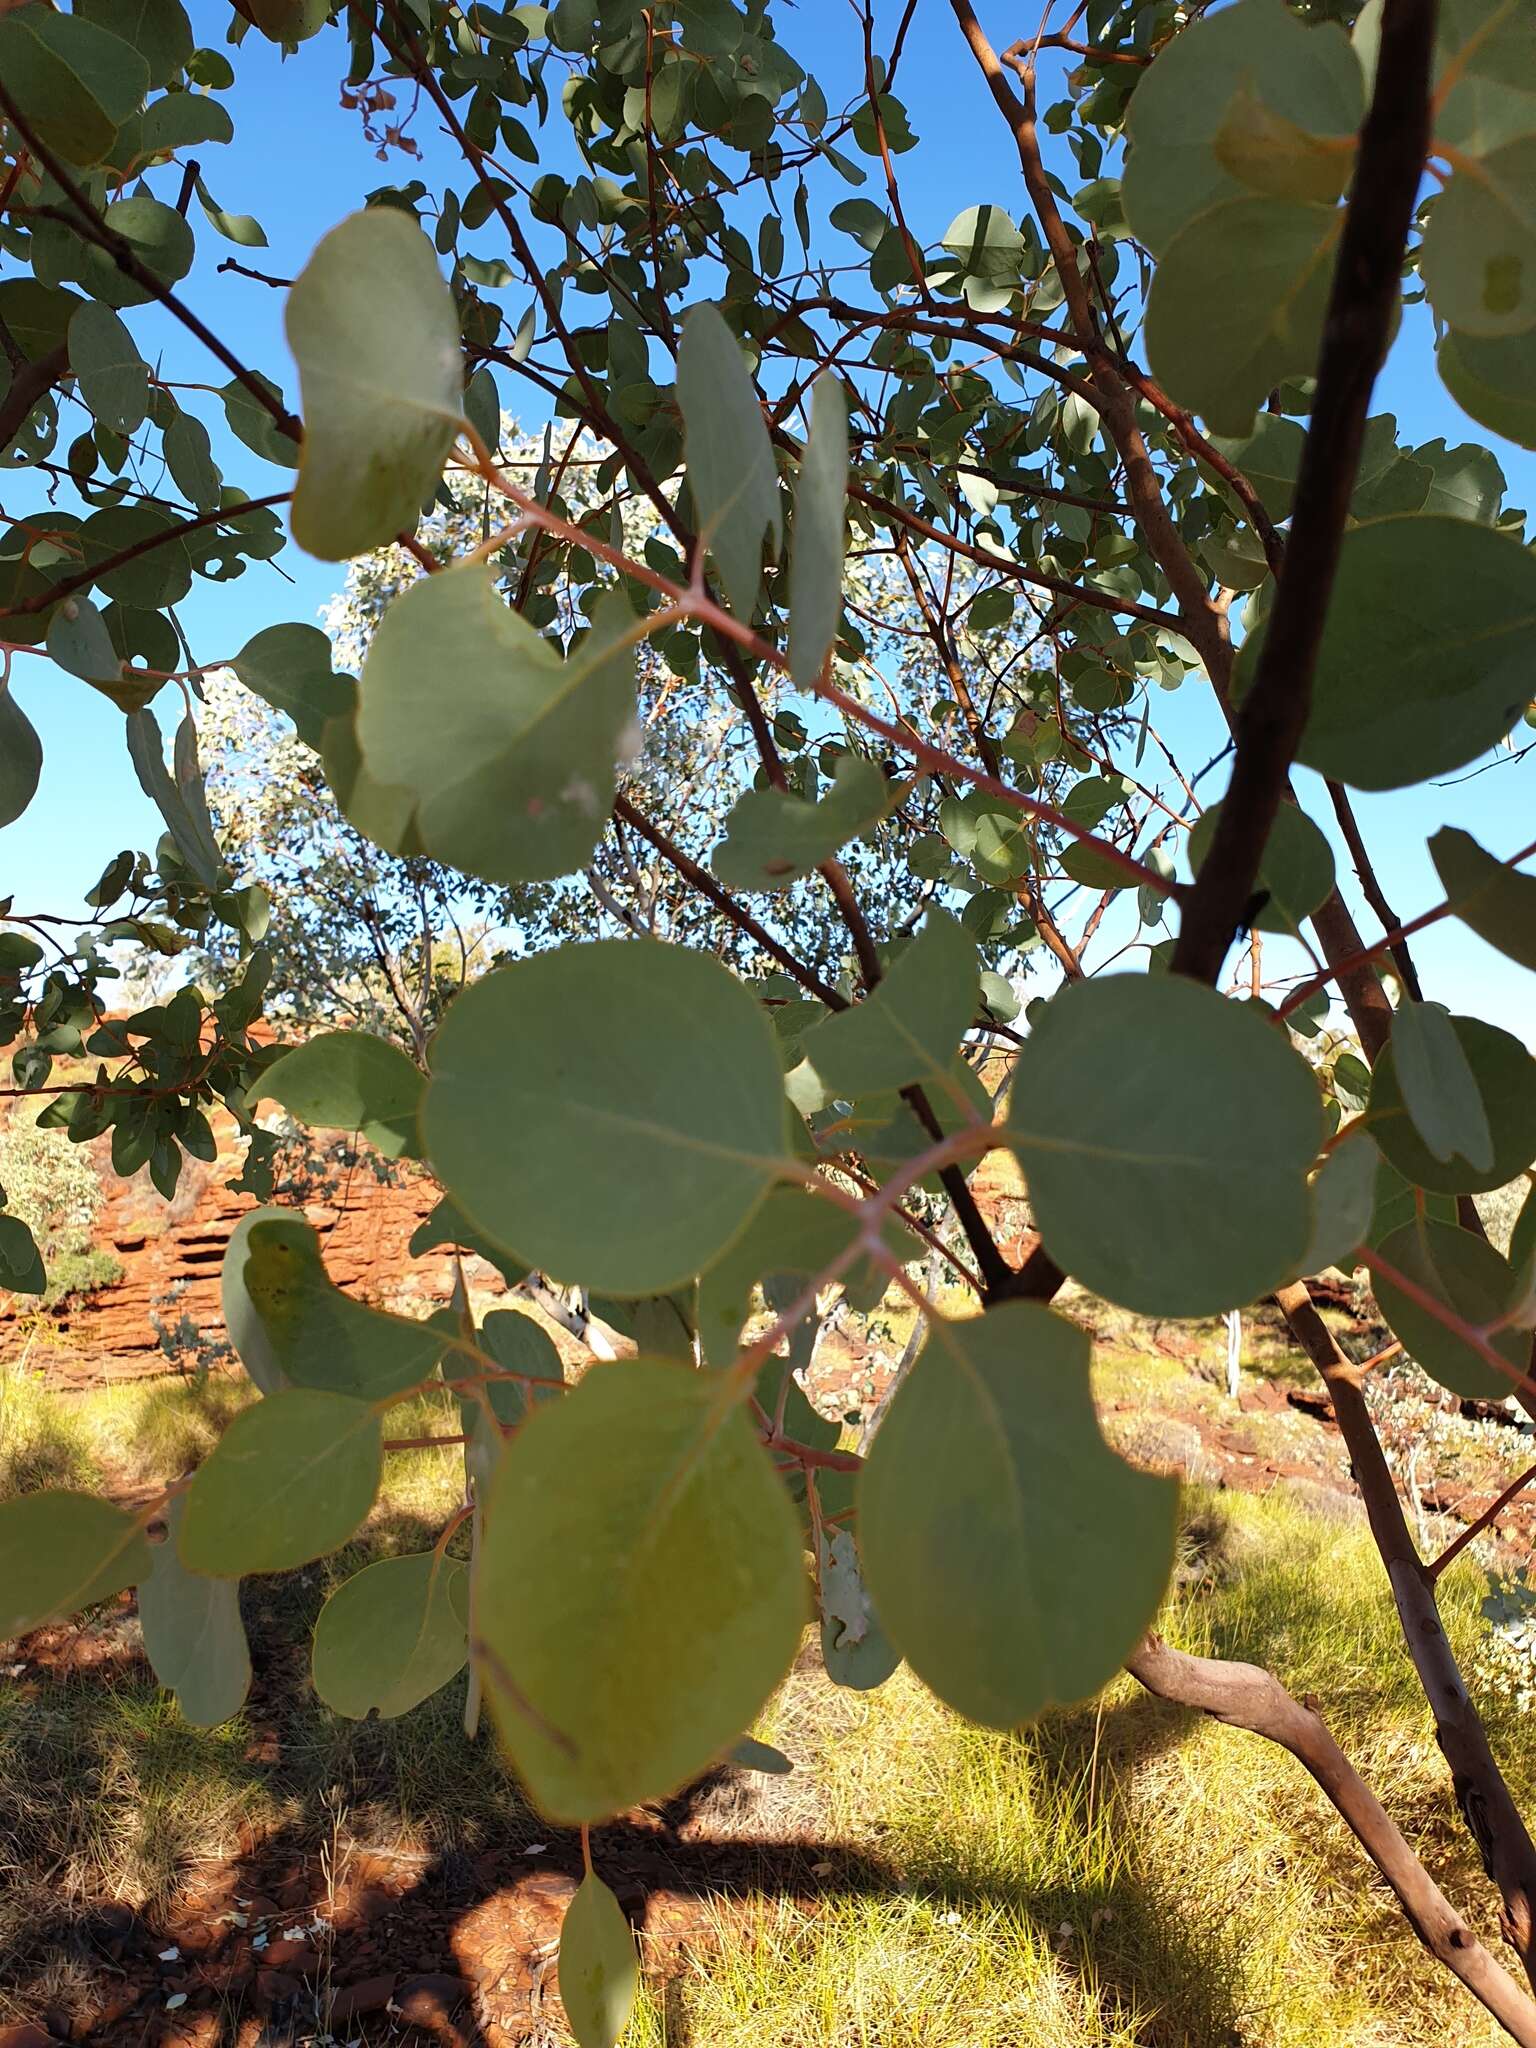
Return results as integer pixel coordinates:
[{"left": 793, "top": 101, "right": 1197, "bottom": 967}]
[{"left": 4, "top": 2, "right": 1532, "bottom": 1043}]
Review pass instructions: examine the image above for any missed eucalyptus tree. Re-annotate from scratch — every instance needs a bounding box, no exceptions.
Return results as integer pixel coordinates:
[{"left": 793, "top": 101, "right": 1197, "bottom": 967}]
[{"left": 4, "top": 0, "right": 1536, "bottom": 2039}]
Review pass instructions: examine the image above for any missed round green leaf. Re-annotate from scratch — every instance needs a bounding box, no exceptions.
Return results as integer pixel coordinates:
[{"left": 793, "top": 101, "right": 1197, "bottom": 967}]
[
  {"left": 79, "top": 196, "right": 195, "bottom": 309},
  {"left": 798, "top": 909, "right": 977, "bottom": 1101},
  {"left": 0, "top": 681, "right": 43, "bottom": 828},
  {"left": 138, "top": 1496, "right": 251, "bottom": 1727},
  {"left": 285, "top": 207, "right": 463, "bottom": 560},
  {"left": 311, "top": 1551, "right": 469, "bottom": 1719},
  {"left": 475, "top": 1358, "right": 804, "bottom": 1821},
  {"left": 1423, "top": 138, "right": 1536, "bottom": 338},
  {"left": 68, "top": 301, "right": 149, "bottom": 435},
  {"left": 1368, "top": 1013, "right": 1536, "bottom": 1193},
  {"left": 257, "top": 1030, "right": 423, "bottom": 1158},
  {"left": 1188, "top": 798, "right": 1335, "bottom": 933},
  {"left": 861, "top": 1303, "right": 1177, "bottom": 1727},
  {"left": 1373, "top": 1219, "right": 1525, "bottom": 1400},
  {"left": 0, "top": 5, "right": 149, "bottom": 166},
  {"left": 558, "top": 1872, "right": 639, "bottom": 2048},
  {"left": 1430, "top": 826, "right": 1536, "bottom": 973},
  {"left": 1295, "top": 1130, "right": 1378, "bottom": 1277},
  {"left": 677, "top": 301, "right": 781, "bottom": 618},
  {"left": 1439, "top": 323, "right": 1536, "bottom": 450},
  {"left": 0, "top": 1491, "right": 151, "bottom": 1637},
  {"left": 1006, "top": 976, "right": 1322, "bottom": 1315},
  {"left": 712, "top": 753, "right": 892, "bottom": 891},
  {"left": 1234, "top": 515, "right": 1536, "bottom": 788},
  {"left": 1143, "top": 197, "right": 1340, "bottom": 438},
  {"left": 1122, "top": 0, "right": 1362, "bottom": 256},
  {"left": 351, "top": 568, "right": 637, "bottom": 884},
  {"left": 788, "top": 372, "right": 848, "bottom": 687},
  {"left": 231, "top": 622, "right": 353, "bottom": 750},
  {"left": 422, "top": 939, "right": 788, "bottom": 1297},
  {"left": 240, "top": 1213, "right": 448, "bottom": 1402},
  {"left": 178, "top": 1388, "right": 383, "bottom": 1577}
]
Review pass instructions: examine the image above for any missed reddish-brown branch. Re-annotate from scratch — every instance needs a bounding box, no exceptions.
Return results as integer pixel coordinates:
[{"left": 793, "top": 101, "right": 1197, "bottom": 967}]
[
  {"left": 1128, "top": 1634, "right": 1536, "bottom": 2047},
  {"left": 1430, "top": 1462, "right": 1536, "bottom": 1584}
]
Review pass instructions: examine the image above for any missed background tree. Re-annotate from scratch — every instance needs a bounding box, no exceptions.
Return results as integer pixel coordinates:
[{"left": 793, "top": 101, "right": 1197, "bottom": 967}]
[{"left": 4, "top": 1, "right": 1536, "bottom": 2042}]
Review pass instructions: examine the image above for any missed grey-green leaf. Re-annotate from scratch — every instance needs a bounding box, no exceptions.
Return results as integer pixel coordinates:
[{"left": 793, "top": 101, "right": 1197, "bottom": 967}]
[
  {"left": 1006, "top": 976, "right": 1322, "bottom": 1315},
  {"left": 860, "top": 1303, "right": 1177, "bottom": 1727},
  {"left": 1144, "top": 198, "right": 1341, "bottom": 437},
  {"left": 1369, "top": 1013, "right": 1536, "bottom": 1194},
  {"left": 1233, "top": 515, "right": 1536, "bottom": 789},
  {"left": 1296, "top": 1130, "right": 1377, "bottom": 1277},
  {"left": 0, "top": 1491, "right": 151, "bottom": 1637},
  {"left": 1373, "top": 1219, "right": 1525, "bottom": 1400},
  {"left": 231, "top": 622, "right": 354, "bottom": 750},
  {"left": 349, "top": 568, "right": 636, "bottom": 884},
  {"left": 138, "top": 1496, "right": 251, "bottom": 1727},
  {"left": 789, "top": 373, "right": 848, "bottom": 686},
  {"left": 286, "top": 208, "right": 463, "bottom": 560},
  {"left": 423, "top": 939, "right": 788, "bottom": 1297},
  {"left": 1122, "top": 0, "right": 1362, "bottom": 256},
  {"left": 311, "top": 1551, "right": 469, "bottom": 1719},
  {"left": 799, "top": 909, "right": 978, "bottom": 1102},
  {"left": 475, "top": 1358, "right": 805, "bottom": 1821},
  {"left": 178, "top": 1388, "right": 383, "bottom": 1577},
  {"left": 68, "top": 301, "right": 149, "bottom": 436},
  {"left": 712, "top": 754, "right": 892, "bottom": 891},
  {"left": 0, "top": 682, "right": 43, "bottom": 828},
  {"left": 558, "top": 1872, "right": 639, "bottom": 2048},
  {"left": 1430, "top": 827, "right": 1536, "bottom": 973},
  {"left": 1389, "top": 1001, "right": 1496, "bottom": 1174},
  {"left": 240, "top": 1213, "right": 448, "bottom": 1402},
  {"left": 257, "top": 1030, "right": 423, "bottom": 1159},
  {"left": 1188, "top": 799, "right": 1335, "bottom": 934},
  {"left": 677, "top": 302, "right": 781, "bottom": 617}
]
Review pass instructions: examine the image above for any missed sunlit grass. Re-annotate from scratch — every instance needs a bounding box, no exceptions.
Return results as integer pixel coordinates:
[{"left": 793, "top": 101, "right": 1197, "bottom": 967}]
[{"left": 4, "top": 1369, "right": 1535, "bottom": 2042}]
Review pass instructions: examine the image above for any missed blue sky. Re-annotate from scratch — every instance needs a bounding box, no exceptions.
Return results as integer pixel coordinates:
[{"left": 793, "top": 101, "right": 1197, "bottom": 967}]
[{"left": 4, "top": 2, "right": 1533, "bottom": 1042}]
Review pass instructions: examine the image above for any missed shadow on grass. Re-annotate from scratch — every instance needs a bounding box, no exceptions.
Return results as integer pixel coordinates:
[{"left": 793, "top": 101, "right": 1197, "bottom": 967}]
[{"left": 0, "top": 1492, "right": 1381, "bottom": 2048}]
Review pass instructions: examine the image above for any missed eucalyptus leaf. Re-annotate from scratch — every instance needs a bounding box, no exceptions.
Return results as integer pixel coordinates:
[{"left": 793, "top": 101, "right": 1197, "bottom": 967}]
[
  {"left": 789, "top": 373, "right": 848, "bottom": 686},
  {"left": 257, "top": 1030, "right": 423, "bottom": 1158},
  {"left": 558, "top": 1872, "right": 639, "bottom": 2048},
  {"left": 1373, "top": 1219, "right": 1526, "bottom": 1400},
  {"left": 1122, "top": 0, "right": 1362, "bottom": 256},
  {"left": 240, "top": 1213, "right": 449, "bottom": 1402},
  {"left": 475, "top": 1358, "right": 804, "bottom": 1820},
  {"left": 68, "top": 302, "right": 149, "bottom": 437},
  {"left": 178, "top": 1388, "right": 383, "bottom": 1577},
  {"left": 799, "top": 910, "right": 977, "bottom": 1102},
  {"left": 712, "top": 754, "right": 892, "bottom": 891},
  {"left": 861, "top": 1303, "right": 1177, "bottom": 1727},
  {"left": 138, "top": 1497, "right": 252, "bottom": 1727},
  {"left": 677, "top": 302, "right": 781, "bottom": 617},
  {"left": 1430, "top": 827, "right": 1536, "bottom": 972},
  {"left": 1389, "top": 1001, "right": 1495, "bottom": 1174},
  {"left": 0, "top": 1491, "right": 151, "bottom": 1636},
  {"left": 350, "top": 567, "right": 636, "bottom": 884},
  {"left": 1006, "top": 976, "right": 1322, "bottom": 1316},
  {"left": 311, "top": 1551, "right": 469, "bottom": 1718},
  {"left": 1188, "top": 801, "right": 1335, "bottom": 935},
  {"left": 1368, "top": 1013, "right": 1536, "bottom": 1194},
  {"left": 423, "top": 939, "right": 788, "bottom": 1297},
  {"left": 0, "top": 5, "right": 150, "bottom": 166},
  {"left": 286, "top": 208, "right": 463, "bottom": 559},
  {"left": 0, "top": 683, "right": 44, "bottom": 828},
  {"left": 1233, "top": 515, "right": 1536, "bottom": 789},
  {"left": 1144, "top": 197, "right": 1340, "bottom": 437}
]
